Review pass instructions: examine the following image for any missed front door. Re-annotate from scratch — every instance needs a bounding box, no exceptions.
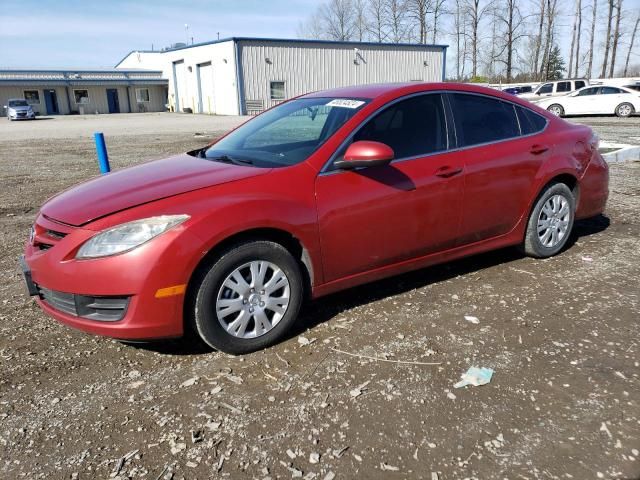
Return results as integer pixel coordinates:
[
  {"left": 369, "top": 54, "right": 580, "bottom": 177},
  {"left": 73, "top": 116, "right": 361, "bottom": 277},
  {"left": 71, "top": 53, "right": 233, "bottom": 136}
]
[
  {"left": 43, "top": 90, "right": 59, "bottom": 115},
  {"left": 106, "top": 89, "right": 120, "bottom": 113},
  {"left": 316, "top": 93, "right": 464, "bottom": 282}
]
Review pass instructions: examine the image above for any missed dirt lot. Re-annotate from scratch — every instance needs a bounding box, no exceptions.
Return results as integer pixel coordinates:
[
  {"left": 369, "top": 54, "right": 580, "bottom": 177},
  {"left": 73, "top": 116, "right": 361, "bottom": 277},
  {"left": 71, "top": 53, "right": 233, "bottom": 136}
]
[{"left": 1, "top": 114, "right": 639, "bottom": 480}]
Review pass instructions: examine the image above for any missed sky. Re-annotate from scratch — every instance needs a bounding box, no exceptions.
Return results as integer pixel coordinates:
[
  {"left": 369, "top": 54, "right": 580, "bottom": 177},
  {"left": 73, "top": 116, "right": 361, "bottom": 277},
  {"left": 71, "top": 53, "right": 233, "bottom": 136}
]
[
  {"left": 1, "top": 0, "right": 639, "bottom": 78},
  {"left": 0, "top": 0, "right": 313, "bottom": 68}
]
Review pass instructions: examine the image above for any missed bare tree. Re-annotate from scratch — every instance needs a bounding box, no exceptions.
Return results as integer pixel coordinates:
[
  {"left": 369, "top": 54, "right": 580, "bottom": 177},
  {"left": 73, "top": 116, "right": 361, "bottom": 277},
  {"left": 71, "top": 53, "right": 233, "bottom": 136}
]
[
  {"left": 432, "top": 0, "right": 448, "bottom": 43},
  {"left": 353, "top": 0, "right": 369, "bottom": 40},
  {"left": 608, "top": 0, "right": 623, "bottom": 77},
  {"left": 406, "top": 0, "right": 432, "bottom": 43},
  {"left": 587, "top": 0, "right": 598, "bottom": 77},
  {"left": 367, "top": 0, "right": 388, "bottom": 41},
  {"left": 297, "top": 8, "right": 327, "bottom": 39},
  {"left": 540, "top": 0, "right": 559, "bottom": 80},
  {"left": 492, "top": 0, "right": 528, "bottom": 81},
  {"left": 320, "top": 0, "right": 357, "bottom": 41},
  {"left": 385, "top": 0, "right": 411, "bottom": 42},
  {"left": 568, "top": 0, "right": 580, "bottom": 77},
  {"left": 600, "top": 0, "right": 614, "bottom": 77},
  {"left": 462, "top": 0, "right": 488, "bottom": 77},
  {"left": 574, "top": 0, "right": 583, "bottom": 77},
  {"left": 532, "top": 0, "right": 547, "bottom": 77},
  {"left": 453, "top": 0, "right": 466, "bottom": 79},
  {"left": 623, "top": 12, "right": 640, "bottom": 76}
]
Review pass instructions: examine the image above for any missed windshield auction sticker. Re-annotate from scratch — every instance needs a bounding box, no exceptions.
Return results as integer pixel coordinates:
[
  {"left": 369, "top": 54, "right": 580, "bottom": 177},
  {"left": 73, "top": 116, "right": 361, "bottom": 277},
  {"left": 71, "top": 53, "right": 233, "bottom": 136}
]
[{"left": 326, "top": 99, "right": 365, "bottom": 109}]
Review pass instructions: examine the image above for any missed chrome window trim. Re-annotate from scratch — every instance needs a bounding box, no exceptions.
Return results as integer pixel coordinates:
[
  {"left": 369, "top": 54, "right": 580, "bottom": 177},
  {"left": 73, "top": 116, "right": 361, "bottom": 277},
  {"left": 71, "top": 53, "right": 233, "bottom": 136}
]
[{"left": 318, "top": 89, "right": 549, "bottom": 177}]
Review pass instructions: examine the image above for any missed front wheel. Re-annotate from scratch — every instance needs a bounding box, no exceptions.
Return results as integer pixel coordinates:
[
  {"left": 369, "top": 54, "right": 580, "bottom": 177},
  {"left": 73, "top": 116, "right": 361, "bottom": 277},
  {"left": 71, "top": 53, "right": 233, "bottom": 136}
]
[
  {"left": 615, "top": 102, "right": 634, "bottom": 118},
  {"left": 522, "top": 183, "right": 575, "bottom": 258},
  {"left": 547, "top": 104, "right": 564, "bottom": 117},
  {"left": 190, "top": 240, "right": 304, "bottom": 354}
]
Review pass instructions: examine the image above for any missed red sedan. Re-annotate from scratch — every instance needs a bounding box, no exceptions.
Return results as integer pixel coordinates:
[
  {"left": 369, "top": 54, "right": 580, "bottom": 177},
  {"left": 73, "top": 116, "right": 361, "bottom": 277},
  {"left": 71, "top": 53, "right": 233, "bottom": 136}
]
[{"left": 21, "top": 83, "right": 609, "bottom": 353}]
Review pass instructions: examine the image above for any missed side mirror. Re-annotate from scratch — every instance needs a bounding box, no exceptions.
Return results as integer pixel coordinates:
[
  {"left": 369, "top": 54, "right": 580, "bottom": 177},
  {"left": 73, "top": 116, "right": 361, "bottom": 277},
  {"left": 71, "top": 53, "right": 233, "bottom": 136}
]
[{"left": 333, "top": 141, "right": 394, "bottom": 170}]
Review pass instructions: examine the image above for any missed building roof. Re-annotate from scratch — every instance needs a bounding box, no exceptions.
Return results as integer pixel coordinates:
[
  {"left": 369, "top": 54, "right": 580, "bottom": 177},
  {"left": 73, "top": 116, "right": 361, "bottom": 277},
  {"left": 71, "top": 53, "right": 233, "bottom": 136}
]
[
  {"left": 115, "top": 36, "right": 448, "bottom": 67},
  {"left": 0, "top": 69, "right": 166, "bottom": 86}
]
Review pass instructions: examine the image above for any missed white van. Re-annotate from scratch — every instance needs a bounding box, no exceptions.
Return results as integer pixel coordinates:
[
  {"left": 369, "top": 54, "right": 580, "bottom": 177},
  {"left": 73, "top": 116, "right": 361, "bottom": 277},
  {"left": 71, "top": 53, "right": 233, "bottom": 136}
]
[{"left": 520, "top": 79, "right": 589, "bottom": 102}]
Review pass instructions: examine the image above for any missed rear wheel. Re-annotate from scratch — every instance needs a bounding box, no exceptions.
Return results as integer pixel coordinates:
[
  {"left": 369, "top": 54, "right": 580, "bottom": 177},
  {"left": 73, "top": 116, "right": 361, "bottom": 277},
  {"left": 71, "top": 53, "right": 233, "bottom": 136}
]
[
  {"left": 523, "top": 183, "right": 575, "bottom": 258},
  {"left": 615, "top": 102, "right": 634, "bottom": 117},
  {"left": 547, "top": 104, "right": 564, "bottom": 117},
  {"left": 190, "top": 240, "right": 303, "bottom": 354}
]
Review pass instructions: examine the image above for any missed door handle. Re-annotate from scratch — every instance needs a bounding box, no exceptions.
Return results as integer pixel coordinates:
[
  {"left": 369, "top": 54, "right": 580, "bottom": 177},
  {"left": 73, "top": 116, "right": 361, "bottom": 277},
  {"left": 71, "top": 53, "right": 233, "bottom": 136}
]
[
  {"left": 530, "top": 144, "right": 549, "bottom": 155},
  {"left": 435, "top": 166, "right": 463, "bottom": 178}
]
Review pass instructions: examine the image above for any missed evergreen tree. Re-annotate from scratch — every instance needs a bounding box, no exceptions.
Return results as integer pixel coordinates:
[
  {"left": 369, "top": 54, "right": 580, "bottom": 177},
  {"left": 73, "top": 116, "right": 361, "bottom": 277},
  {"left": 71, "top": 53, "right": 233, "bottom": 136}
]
[{"left": 546, "top": 45, "right": 566, "bottom": 80}]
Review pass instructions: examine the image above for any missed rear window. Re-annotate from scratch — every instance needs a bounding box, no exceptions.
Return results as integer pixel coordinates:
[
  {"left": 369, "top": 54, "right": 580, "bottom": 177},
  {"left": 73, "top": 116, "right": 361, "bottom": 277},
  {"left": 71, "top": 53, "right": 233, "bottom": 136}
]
[
  {"left": 557, "top": 81, "right": 572, "bottom": 92},
  {"left": 450, "top": 93, "right": 519, "bottom": 147},
  {"left": 515, "top": 106, "right": 547, "bottom": 135},
  {"left": 601, "top": 87, "right": 624, "bottom": 94},
  {"left": 574, "top": 80, "right": 586, "bottom": 89}
]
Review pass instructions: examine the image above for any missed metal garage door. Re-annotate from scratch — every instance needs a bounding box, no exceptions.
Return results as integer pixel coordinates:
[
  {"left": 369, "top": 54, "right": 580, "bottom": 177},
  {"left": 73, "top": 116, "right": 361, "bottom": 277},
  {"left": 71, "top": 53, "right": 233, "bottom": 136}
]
[
  {"left": 197, "top": 62, "right": 214, "bottom": 114},
  {"left": 172, "top": 60, "right": 187, "bottom": 112}
]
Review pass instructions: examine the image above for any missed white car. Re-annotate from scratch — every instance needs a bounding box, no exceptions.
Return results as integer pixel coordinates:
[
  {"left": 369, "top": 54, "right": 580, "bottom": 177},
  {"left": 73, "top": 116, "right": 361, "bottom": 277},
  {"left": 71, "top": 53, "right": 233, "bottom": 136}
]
[{"left": 536, "top": 85, "right": 640, "bottom": 117}]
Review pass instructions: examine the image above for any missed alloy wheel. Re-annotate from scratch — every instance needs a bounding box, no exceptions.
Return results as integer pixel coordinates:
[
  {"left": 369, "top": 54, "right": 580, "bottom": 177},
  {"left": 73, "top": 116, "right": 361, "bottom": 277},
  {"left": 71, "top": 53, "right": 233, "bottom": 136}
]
[
  {"left": 537, "top": 194, "right": 570, "bottom": 248},
  {"left": 215, "top": 261, "right": 290, "bottom": 339}
]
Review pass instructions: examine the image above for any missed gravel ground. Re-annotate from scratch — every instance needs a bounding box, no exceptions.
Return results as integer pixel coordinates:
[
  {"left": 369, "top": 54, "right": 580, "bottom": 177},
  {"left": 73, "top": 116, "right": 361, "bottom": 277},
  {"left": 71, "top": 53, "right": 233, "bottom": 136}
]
[{"left": 1, "top": 114, "right": 639, "bottom": 480}]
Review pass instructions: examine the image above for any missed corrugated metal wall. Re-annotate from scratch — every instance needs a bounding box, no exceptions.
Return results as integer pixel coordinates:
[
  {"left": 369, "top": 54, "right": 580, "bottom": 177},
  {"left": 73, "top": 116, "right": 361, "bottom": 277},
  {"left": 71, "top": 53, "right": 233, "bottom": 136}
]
[{"left": 239, "top": 40, "right": 444, "bottom": 112}]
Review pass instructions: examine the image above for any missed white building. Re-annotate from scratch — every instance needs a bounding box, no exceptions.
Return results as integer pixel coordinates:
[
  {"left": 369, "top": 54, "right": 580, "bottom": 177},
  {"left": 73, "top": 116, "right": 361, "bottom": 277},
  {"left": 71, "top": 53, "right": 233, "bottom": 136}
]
[
  {"left": 116, "top": 37, "right": 448, "bottom": 116},
  {"left": 0, "top": 69, "right": 167, "bottom": 116}
]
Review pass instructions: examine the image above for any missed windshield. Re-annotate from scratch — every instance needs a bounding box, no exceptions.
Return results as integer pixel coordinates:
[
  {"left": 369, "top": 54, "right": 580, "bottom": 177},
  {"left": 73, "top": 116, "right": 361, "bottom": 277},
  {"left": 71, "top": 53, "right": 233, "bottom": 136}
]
[
  {"left": 9, "top": 100, "right": 29, "bottom": 107},
  {"left": 203, "top": 97, "right": 369, "bottom": 168}
]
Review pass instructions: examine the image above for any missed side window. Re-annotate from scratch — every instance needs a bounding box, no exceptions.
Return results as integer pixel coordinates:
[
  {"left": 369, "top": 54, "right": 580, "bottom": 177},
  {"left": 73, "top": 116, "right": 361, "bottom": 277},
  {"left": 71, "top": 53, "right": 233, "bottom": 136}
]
[
  {"left": 601, "top": 87, "right": 623, "bottom": 94},
  {"left": 538, "top": 83, "right": 553, "bottom": 94},
  {"left": 515, "top": 106, "right": 547, "bottom": 135},
  {"left": 352, "top": 94, "right": 448, "bottom": 159},
  {"left": 450, "top": 93, "right": 519, "bottom": 147},
  {"left": 574, "top": 80, "right": 586, "bottom": 89},
  {"left": 576, "top": 87, "right": 599, "bottom": 96},
  {"left": 557, "top": 81, "right": 572, "bottom": 92}
]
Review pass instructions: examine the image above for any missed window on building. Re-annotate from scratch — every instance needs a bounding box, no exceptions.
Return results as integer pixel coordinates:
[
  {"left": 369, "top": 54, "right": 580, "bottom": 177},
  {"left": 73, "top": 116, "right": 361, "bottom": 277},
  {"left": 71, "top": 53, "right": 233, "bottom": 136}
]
[
  {"left": 351, "top": 94, "right": 448, "bottom": 159},
  {"left": 270, "top": 81, "right": 285, "bottom": 100},
  {"left": 74, "top": 89, "right": 90, "bottom": 104},
  {"left": 24, "top": 90, "right": 40, "bottom": 104},
  {"left": 450, "top": 93, "right": 519, "bottom": 147},
  {"left": 556, "top": 81, "right": 572, "bottom": 92},
  {"left": 136, "top": 88, "right": 150, "bottom": 102},
  {"left": 515, "top": 105, "right": 547, "bottom": 135}
]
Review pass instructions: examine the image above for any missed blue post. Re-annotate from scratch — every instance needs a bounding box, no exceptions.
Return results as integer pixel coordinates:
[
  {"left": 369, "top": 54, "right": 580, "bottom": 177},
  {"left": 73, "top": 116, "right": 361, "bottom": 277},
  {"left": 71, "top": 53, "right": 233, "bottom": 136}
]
[{"left": 94, "top": 132, "right": 111, "bottom": 174}]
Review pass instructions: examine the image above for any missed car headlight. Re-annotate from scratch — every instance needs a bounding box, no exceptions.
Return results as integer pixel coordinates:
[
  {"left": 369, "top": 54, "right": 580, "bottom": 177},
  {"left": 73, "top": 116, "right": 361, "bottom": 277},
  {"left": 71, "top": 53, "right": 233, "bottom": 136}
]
[{"left": 76, "top": 215, "right": 189, "bottom": 259}]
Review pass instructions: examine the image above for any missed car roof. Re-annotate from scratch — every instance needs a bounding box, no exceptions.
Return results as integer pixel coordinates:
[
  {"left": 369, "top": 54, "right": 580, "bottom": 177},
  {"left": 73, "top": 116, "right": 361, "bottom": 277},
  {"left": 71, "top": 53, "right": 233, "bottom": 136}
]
[{"left": 301, "top": 82, "right": 524, "bottom": 101}]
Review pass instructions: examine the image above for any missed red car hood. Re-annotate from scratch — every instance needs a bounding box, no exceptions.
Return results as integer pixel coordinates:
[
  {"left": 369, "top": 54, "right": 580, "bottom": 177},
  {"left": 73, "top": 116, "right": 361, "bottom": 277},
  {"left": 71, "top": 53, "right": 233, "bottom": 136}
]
[{"left": 41, "top": 153, "right": 270, "bottom": 226}]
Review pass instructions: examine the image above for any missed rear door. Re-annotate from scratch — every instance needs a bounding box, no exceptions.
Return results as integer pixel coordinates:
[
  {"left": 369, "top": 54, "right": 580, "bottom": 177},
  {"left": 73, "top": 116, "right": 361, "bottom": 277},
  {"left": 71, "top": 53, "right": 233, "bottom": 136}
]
[
  {"left": 315, "top": 93, "right": 464, "bottom": 282},
  {"left": 571, "top": 87, "right": 601, "bottom": 114},
  {"left": 599, "top": 86, "right": 629, "bottom": 114},
  {"left": 448, "top": 93, "right": 548, "bottom": 245}
]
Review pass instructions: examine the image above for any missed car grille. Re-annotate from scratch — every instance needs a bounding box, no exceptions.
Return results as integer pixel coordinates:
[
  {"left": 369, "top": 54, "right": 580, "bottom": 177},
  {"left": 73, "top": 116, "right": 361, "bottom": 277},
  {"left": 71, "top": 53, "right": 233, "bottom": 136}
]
[
  {"left": 38, "top": 286, "right": 130, "bottom": 322},
  {"left": 32, "top": 221, "right": 70, "bottom": 251}
]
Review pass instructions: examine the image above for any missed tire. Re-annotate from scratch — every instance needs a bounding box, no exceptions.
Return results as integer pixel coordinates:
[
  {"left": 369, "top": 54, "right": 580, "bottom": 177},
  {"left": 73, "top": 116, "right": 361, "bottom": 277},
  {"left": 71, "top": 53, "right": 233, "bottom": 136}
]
[
  {"left": 547, "top": 104, "right": 564, "bottom": 117},
  {"left": 615, "top": 102, "right": 634, "bottom": 118},
  {"left": 523, "top": 182, "right": 575, "bottom": 258},
  {"left": 189, "top": 240, "right": 303, "bottom": 354}
]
